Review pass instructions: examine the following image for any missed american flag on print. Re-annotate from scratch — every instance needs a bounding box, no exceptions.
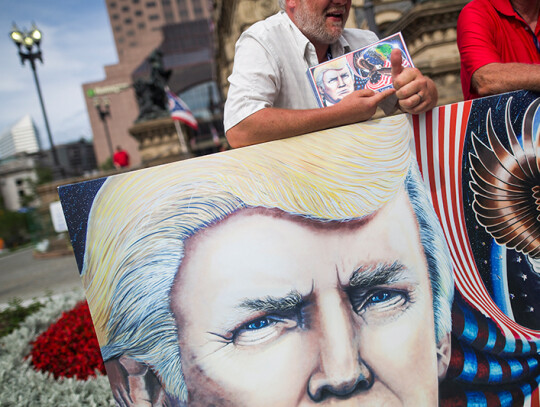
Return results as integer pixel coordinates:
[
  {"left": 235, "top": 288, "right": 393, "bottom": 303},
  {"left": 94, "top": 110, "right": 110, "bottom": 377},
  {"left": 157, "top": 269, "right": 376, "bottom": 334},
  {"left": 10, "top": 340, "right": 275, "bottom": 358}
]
[
  {"left": 166, "top": 87, "right": 198, "bottom": 130},
  {"left": 410, "top": 90, "right": 540, "bottom": 407},
  {"left": 363, "top": 56, "right": 412, "bottom": 92}
]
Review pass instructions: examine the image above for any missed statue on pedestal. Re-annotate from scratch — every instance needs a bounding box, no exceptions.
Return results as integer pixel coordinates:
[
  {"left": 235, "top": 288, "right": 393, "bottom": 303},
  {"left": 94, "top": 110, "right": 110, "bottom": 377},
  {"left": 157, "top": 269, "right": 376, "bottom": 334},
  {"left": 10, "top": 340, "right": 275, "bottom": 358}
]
[{"left": 133, "top": 50, "right": 172, "bottom": 122}]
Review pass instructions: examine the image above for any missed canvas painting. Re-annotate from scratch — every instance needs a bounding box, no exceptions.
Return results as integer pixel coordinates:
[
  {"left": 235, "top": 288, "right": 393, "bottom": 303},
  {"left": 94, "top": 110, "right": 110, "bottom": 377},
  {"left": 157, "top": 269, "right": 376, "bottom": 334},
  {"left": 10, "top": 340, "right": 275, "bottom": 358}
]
[
  {"left": 306, "top": 32, "right": 413, "bottom": 107},
  {"left": 59, "top": 90, "right": 540, "bottom": 406}
]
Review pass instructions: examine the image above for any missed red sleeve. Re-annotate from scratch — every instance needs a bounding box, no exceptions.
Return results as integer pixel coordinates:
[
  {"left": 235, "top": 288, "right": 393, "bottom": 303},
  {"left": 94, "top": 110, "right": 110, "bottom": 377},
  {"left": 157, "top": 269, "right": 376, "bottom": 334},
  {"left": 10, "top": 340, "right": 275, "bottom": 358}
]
[{"left": 457, "top": 0, "right": 502, "bottom": 99}]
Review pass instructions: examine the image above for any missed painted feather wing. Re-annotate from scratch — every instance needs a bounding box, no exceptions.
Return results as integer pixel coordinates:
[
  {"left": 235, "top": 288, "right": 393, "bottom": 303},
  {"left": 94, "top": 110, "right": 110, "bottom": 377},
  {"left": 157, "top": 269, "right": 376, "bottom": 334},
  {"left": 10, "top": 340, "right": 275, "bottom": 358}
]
[{"left": 468, "top": 98, "right": 540, "bottom": 258}]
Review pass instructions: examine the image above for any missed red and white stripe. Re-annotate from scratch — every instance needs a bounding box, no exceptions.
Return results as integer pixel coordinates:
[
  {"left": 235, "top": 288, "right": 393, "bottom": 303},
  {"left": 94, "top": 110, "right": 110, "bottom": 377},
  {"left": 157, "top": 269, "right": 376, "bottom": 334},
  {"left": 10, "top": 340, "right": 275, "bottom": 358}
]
[{"left": 411, "top": 102, "right": 540, "bottom": 342}]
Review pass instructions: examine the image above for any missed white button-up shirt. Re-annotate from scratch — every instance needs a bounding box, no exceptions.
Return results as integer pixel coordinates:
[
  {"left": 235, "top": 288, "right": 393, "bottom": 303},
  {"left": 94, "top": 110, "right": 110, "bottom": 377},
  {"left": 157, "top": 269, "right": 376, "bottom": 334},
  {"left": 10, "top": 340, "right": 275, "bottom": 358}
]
[{"left": 224, "top": 11, "right": 379, "bottom": 132}]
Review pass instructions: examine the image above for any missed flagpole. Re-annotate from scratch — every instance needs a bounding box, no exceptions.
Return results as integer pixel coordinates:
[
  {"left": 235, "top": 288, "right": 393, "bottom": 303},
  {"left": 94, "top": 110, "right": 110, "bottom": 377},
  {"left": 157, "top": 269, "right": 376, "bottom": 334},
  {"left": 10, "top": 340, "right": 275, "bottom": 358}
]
[{"left": 173, "top": 119, "right": 189, "bottom": 154}]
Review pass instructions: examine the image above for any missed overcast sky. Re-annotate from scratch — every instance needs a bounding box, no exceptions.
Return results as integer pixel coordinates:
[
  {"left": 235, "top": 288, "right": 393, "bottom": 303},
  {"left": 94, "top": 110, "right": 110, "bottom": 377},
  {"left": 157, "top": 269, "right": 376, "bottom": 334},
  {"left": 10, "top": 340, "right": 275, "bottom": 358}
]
[{"left": 0, "top": 0, "right": 117, "bottom": 149}]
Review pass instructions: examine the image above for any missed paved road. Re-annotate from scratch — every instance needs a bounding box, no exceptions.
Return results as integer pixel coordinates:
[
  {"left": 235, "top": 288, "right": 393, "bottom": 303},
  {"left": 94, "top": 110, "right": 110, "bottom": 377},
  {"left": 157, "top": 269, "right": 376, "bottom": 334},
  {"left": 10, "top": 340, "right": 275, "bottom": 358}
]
[{"left": 0, "top": 247, "right": 82, "bottom": 305}]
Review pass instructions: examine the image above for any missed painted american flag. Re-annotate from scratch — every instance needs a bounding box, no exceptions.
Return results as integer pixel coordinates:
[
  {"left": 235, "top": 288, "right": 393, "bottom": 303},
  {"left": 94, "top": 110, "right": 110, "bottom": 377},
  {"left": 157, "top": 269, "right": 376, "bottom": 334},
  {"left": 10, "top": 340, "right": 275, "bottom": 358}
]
[{"left": 411, "top": 92, "right": 540, "bottom": 406}]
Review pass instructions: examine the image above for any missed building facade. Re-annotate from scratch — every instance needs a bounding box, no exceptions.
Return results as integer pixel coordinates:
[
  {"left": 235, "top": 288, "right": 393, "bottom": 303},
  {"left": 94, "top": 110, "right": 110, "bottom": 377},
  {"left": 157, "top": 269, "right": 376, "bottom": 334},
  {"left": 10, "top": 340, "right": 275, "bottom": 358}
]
[
  {"left": 0, "top": 115, "right": 41, "bottom": 160},
  {"left": 0, "top": 155, "right": 39, "bottom": 211},
  {"left": 83, "top": 0, "right": 212, "bottom": 167},
  {"left": 0, "top": 139, "right": 98, "bottom": 211}
]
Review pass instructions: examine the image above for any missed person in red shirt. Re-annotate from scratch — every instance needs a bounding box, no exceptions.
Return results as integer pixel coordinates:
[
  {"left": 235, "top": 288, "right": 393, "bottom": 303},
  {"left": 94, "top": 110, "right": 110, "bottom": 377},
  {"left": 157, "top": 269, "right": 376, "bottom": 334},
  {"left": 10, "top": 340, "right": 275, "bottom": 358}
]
[
  {"left": 113, "top": 146, "right": 130, "bottom": 169},
  {"left": 457, "top": 0, "right": 540, "bottom": 100}
]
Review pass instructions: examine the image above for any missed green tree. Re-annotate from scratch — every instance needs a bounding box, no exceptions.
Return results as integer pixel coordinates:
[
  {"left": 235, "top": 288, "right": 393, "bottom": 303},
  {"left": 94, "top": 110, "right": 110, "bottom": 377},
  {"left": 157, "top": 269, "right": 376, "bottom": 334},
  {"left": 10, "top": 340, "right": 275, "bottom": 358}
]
[
  {"left": 20, "top": 166, "right": 53, "bottom": 208},
  {"left": 0, "top": 209, "right": 30, "bottom": 248}
]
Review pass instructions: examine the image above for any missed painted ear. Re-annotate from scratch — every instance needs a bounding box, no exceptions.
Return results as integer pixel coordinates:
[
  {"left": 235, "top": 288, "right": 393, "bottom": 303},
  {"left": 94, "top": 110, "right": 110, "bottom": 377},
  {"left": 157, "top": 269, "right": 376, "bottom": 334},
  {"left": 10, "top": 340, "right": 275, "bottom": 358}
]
[
  {"left": 104, "top": 357, "right": 135, "bottom": 406},
  {"left": 118, "top": 356, "right": 171, "bottom": 406},
  {"left": 436, "top": 333, "right": 451, "bottom": 381},
  {"left": 105, "top": 356, "right": 152, "bottom": 406},
  {"left": 119, "top": 355, "right": 149, "bottom": 376}
]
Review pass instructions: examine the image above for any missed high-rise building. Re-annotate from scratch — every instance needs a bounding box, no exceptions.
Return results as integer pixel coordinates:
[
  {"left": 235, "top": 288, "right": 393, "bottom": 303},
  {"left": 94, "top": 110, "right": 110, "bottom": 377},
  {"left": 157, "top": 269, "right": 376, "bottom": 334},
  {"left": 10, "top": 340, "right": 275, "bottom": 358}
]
[
  {"left": 83, "top": 0, "right": 212, "bottom": 167},
  {"left": 0, "top": 115, "right": 42, "bottom": 160},
  {"left": 107, "top": 0, "right": 211, "bottom": 64}
]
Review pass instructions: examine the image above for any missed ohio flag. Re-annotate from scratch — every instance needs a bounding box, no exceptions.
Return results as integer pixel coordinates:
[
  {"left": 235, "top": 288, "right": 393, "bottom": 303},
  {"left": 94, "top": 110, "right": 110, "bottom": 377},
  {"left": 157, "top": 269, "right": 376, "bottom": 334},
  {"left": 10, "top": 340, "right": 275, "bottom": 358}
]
[{"left": 166, "top": 87, "right": 198, "bottom": 130}]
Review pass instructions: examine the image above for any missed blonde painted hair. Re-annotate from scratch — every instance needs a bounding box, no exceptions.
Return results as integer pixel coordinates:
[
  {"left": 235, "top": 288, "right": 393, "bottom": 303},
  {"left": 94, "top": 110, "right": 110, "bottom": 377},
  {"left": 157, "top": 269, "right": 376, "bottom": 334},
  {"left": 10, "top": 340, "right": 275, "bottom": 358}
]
[
  {"left": 81, "top": 115, "right": 452, "bottom": 401},
  {"left": 313, "top": 58, "right": 353, "bottom": 90}
]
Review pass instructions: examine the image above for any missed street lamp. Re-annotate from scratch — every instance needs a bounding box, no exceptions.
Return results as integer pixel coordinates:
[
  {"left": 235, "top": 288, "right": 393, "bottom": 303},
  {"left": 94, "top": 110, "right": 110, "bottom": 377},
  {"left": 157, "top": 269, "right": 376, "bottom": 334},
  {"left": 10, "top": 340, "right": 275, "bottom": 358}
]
[
  {"left": 94, "top": 98, "right": 114, "bottom": 159},
  {"left": 9, "top": 23, "right": 62, "bottom": 177}
]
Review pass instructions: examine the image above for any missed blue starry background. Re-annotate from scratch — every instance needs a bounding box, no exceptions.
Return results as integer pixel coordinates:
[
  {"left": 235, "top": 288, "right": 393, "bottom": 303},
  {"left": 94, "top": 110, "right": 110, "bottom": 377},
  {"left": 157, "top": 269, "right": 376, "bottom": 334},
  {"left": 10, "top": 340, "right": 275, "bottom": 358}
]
[
  {"left": 58, "top": 177, "right": 107, "bottom": 274},
  {"left": 462, "top": 90, "right": 540, "bottom": 330}
]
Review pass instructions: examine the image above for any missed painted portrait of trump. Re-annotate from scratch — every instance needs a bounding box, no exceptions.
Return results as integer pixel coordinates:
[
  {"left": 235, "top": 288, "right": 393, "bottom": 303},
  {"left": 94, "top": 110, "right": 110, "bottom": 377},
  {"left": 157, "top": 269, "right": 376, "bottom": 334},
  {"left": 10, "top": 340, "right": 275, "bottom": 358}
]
[{"left": 74, "top": 115, "right": 454, "bottom": 406}]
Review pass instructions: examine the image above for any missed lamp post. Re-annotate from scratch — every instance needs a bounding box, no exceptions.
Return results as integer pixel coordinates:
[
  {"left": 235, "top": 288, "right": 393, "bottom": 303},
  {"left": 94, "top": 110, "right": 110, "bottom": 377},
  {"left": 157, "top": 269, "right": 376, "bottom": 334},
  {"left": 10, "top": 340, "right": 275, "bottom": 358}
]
[
  {"left": 9, "top": 23, "right": 61, "bottom": 176},
  {"left": 94, "top": 98, "right": 114, "bottom": 159}
]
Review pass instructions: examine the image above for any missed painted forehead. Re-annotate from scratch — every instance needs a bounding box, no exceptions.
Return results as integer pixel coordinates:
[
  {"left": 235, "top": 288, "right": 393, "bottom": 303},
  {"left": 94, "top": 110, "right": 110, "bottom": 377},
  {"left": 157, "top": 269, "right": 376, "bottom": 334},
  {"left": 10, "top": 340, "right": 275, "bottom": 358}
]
[
  {"left": 323, "top": 66, "right": 350, "bottom": 77},
  {"left": 185, "top": 205, "right": 377, "bottom": 242}
]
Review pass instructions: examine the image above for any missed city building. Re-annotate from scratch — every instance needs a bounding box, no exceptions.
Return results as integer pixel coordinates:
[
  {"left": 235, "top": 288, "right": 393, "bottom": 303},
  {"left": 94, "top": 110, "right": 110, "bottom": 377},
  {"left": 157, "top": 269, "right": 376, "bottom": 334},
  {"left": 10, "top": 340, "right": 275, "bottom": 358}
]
[
  {"left": 0, "top": 136, "right": 97, "bottom": 212},
  {"left": 0, "top": 154, "right": 40, "bottom": 211},
  {"left": 0, "top": 115, "right": 42, "bottom": 160},
  {"left": 41, "top": 139, "right": 98, "bottom": 179},
  {"left": 83, "top": 0, "right": 213, "bottom": 167}
]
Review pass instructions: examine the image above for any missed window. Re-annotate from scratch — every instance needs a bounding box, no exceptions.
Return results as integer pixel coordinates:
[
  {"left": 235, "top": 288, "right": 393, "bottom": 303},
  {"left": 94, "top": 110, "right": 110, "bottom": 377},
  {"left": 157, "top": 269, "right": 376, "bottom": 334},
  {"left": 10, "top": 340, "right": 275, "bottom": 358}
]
[
  {"left": 124, "top": 18, "right": 133, "bottom": 24},
  {"left": 132, "top": 0, "right": 140, "bottom": 3},
  {"left": 146, "top": 1, "right": 157, "bottom": 7},
  {"left": 115, "top": 25, "right": 122, "bottom": 32},
  {"left": 112, "top": 13, "right": 120, "bottom": 20},
  {"left": 164, "top": 11, "right": 174, "bottom": 22},
  {"left": 135, "top": 10, "right": 143, "bottom": 16},
  {"left": 109, "top": 1, "right": 117, "bottom": 8},
  {"left": 122, "top": 5, "right": 130, "bottom": 11},
  {"left": 149, "top": 14, "right": 160, "bottom": 20},
  {"left": 127, "top": 30, "right": 135, "bottom": 36},
  {"left": 138, "top": 22, "right": 146, "bottom": 29}
]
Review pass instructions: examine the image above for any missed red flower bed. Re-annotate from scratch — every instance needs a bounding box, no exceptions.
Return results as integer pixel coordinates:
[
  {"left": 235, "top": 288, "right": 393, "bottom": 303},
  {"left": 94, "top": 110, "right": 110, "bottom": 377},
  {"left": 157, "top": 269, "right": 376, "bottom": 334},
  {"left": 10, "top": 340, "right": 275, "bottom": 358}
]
[{"left": 28, "top": 300, "right": 106, "bottom": 380}]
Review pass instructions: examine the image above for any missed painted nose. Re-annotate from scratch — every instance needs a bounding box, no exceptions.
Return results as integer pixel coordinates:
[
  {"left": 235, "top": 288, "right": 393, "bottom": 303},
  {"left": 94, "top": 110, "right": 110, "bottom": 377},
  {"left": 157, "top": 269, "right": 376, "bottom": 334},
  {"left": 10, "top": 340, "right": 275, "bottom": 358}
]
[
  {"left": 337, "top": 76, "right": 346, "bottom": 87},
  {"left": 307, "top": 292, "right": 373, "bottom": 402}
]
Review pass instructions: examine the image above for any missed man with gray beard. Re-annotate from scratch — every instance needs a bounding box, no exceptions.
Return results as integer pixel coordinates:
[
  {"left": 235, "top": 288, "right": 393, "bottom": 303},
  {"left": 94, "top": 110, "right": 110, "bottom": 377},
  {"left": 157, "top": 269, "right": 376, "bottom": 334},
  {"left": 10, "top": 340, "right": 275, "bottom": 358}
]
[{"left": 224, "top": 0, "right": 439, "bottom": 148}]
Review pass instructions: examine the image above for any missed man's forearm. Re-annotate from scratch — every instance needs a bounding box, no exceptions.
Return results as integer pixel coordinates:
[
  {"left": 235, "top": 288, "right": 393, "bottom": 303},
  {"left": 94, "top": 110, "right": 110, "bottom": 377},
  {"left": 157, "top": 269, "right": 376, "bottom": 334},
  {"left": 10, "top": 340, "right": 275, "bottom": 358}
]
[
  {"left": 226, "top": 89, "right": 395, "bottom": 148},
  {"left": 226, "top": 107, "right": 344, "bottom": 148},
  {"left": 472, "top": 63, "right": 540, "bottom": 97}
]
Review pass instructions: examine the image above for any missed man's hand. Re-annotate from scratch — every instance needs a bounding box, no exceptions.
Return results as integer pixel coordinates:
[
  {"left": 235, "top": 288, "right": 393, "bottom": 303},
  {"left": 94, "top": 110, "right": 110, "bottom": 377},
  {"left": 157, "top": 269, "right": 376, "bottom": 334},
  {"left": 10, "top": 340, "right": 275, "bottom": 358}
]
[
  {"left": 391, "top": 49, "right": 437, "bottom": 114},
  {"left": 334, "top": 87, "right": 396, "bottom": 123}
]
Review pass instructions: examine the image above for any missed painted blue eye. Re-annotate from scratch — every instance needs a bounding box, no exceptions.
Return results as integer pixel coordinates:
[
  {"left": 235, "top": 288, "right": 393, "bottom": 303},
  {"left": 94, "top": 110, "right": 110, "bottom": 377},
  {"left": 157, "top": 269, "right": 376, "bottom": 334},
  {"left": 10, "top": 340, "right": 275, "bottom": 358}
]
[
  {"left": 369, "top": 291, "right": 391, "bottom": 303},
  {"left": 245, "top": 318, "right": 271, "bottom": 330}
]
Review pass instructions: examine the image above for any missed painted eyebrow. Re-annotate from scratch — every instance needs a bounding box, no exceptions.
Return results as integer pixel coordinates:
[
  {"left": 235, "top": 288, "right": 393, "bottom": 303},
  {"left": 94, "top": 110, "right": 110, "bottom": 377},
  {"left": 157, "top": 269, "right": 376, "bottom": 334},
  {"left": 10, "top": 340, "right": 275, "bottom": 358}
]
[
  {"left": 238, "top": 290, "right": 305, "bottom": 313},
  {"left": 349, "top": 261, "right": 408, "bottom": 289}
]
